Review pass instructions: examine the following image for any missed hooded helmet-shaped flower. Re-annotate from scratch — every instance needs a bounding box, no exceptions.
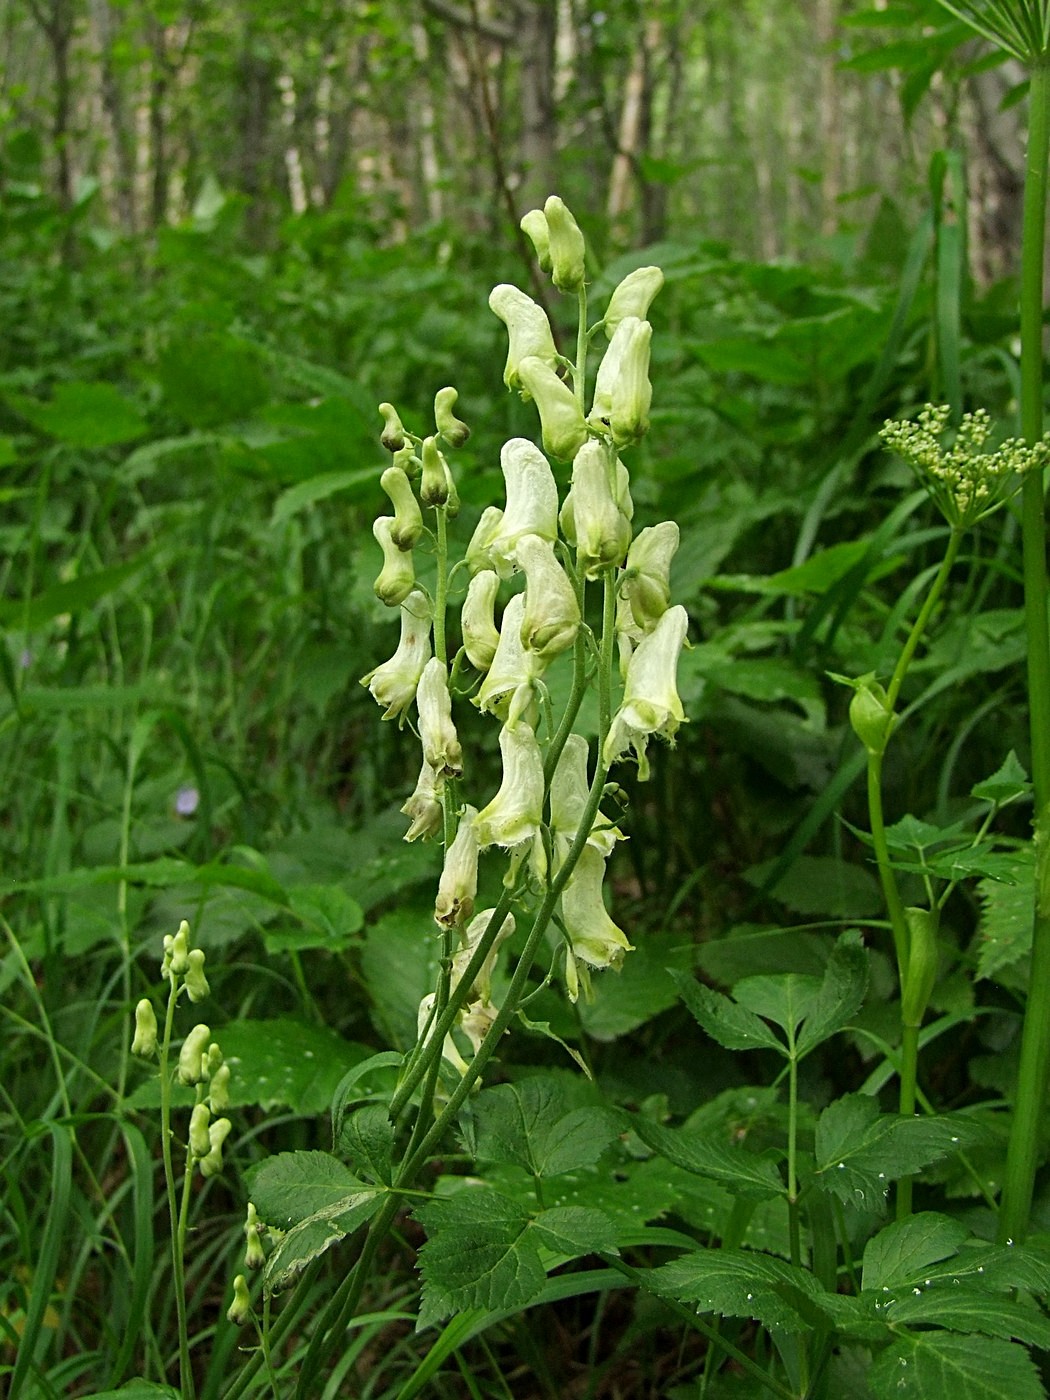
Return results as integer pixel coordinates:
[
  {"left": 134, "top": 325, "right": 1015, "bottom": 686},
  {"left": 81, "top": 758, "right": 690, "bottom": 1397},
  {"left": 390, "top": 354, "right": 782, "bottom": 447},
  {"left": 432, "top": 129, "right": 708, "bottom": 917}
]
[
  {"left": 417, "top": 657, "right": 463, "bottom": 778},
  {"left": 372, "top": 516, "right": 416, "bottom": 606},
  {"left": 616, "top": 520, "right": 680, "bottom": 673},
  {"left": 603, "top": 266, "right": 664, "bottom": 338},
  {"left": 473, "top": 438, "right": 559, "bottom": 578},
  {"left": 561, "top": 845, "right": 633, "bottom": 976},
  {"left": 361, "top": 588, "right": 432, "bottom": 720},
  {"left": 517, "top": 533, "right": 580, "bottom": 662},
  {"left": 549, "top": 733, "right": 622, "bottom": 872},
  {"left": 488, "top": 284, "right": 559, "bottom": 392},
  {"left": 543, "top": 195, "right": 586, "bottom": 293},
  {"left": 401, "top": 757, "right": 443, "bottom": 842},
  {"left": 517, "top": 357, "right": 589, "bottom": 462},
  {"left": 588, "top": 316, "right": 653, "bottom": 448},
  {"left": 603, "top": 604, "right": 688, "bottom": 780},
  {"left": 461, "top": 569, "right": 501, "bottom": 672},
  {"left": 474, "top": 722, "right": 545, "bottom": 856},
  {"left": 559, "top": 439, "right": 632, "bottom": 577},
  {"left": 474, "top": 592, "right": 545, "bottom": 726},
  {"left": 434, "top": 805, "right": 480, "bottom": 928}
]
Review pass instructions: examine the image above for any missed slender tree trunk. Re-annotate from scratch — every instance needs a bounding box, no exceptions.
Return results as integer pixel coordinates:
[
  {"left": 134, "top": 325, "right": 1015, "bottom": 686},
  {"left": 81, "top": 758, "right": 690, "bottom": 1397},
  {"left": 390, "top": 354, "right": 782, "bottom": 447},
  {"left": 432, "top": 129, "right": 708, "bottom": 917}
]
[{"left": 515, "top": 0, "right": 555, "bottom": 211}]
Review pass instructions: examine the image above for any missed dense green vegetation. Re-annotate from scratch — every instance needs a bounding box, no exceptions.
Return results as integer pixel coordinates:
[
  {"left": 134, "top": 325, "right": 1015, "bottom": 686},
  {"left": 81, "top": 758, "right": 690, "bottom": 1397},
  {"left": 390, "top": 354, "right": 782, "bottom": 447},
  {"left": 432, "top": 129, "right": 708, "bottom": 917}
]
[{"left": 4, "top": 1, "right": 1050, "bottom": 1397}]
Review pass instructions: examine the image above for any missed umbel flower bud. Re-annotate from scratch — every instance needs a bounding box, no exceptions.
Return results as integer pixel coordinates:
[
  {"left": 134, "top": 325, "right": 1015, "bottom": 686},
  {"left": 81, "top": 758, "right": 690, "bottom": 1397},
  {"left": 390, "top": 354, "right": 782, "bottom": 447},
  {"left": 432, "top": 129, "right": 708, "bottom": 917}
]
[
  {"left": 474, "top": 722, "right": 546, "bottom": 859},
  {"left": 603, "top": 604, "right": 688, "bottom": 781},
  {"left": 420, "top": 436, "right": 451, "bottom": 508},
  {"left": 184, "top": 947, "right": 209, "bottom": 1003},
  {"left": 461, "top": 569, "right": 501, "bottom": 671},
  {"left": 516, "top": 534, "right": 580, "bottom": 662},
  {"left": 520, "top": 208, "right": 552, "bottom": 272},
  {"left": 603, "top": 265, "right": 664, "bottom": 338},
  {"left": 373, "top": 517, "right": 415, "bottom": 607},
  {"left": 199, "top": 1116, "right": 232, "bottom": 1178},
  {"left": 227, "top": 1274, "right": 251, "bottom": 1327},
  {"left": 401, "top": 758, "right": 444, "bottom": 842},
  {"left": 516, "top": 357, "right": 589, "bottom": 462},
  {"left": 380, "top": 466, "right": 423, "bottom": 550},
  {"left": 560, "top": 440, "right": 631, "bottom": 577},
  {"left": 434, "top": 806, "right": 480, "bottom": 928},
  {"left": 417, "top": 658, "right": 464, "bottom": 778},
  {"left": 361, "top": 588, "right": 432, "bottom": 721},
  {"left": 488, "top": 284, "right": 559, "bottom": 391},
  {"left": 178, "top": 1023, "right": 211, "bottom": 1086},
  {"left": 544, "top": 194, "right": 586, "bottom": 293},
  {"left": 378, "top": 402, "right": 407, "bottom": 453},
  {"left": 475, "top": 592, "right": 544, "bottom": 726},
  {"left": 479, "top": 438, "right": 559, "bottom": 577},
  {"left": 435, "top": 386, "right": 470, "bottom": 448},
  {"left": 131, "top": 998, "right": 158, "bottom": 1057},
  {"left": 589, "top": 316, "right": 653, "bottom": 447}
]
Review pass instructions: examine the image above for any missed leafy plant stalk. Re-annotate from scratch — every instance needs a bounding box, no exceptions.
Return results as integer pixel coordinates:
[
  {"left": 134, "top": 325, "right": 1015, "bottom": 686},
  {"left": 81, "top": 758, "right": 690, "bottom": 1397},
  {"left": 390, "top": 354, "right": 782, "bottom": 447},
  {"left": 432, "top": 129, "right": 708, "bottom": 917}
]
[{"left": 157, "top": 977, "right": 195, "bottom": 1400}]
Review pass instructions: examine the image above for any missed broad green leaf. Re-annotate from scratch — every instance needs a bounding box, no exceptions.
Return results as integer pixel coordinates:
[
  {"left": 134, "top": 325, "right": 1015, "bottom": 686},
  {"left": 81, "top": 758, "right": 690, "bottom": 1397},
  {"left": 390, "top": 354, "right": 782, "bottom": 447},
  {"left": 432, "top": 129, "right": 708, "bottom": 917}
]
[
  {"left": 971, "top": 751, "right": 1031, "bottom": 807},
  {"left": 670, "top": 972, "right": 785, "bottom": 1054},
  {"left": 885, "top": 1287, "right": 1050, "bottom": 1351},
  {"left": 861, "top": 1213, "right": 970, "bottom": 1291},
  {"left": 361, "top": 904, "right": 442, "bottom": 1049},
  {"left": 263, "top": 1189, "right": 383, "bottom": 1295},
  {"left": 465, "top": 1077, "right": 619, "bottom": 1178},
  {"left": 265, "top": 883, "right": 364, "bottom": 953},
  {"left": 744, "top": 856, "right": 882, "bottom": 919},
  {"left": 795, "top": 929, "right": 869, "bottom": 1057},
  {"left": 629, "top": 1116, "right": 784, "bottom": 1201},
  {"left": 331, "top": 1052, "right": 404, "bottom": 1148},
  {"left": 12, "top": 379, "right": 147, "bottom": 448},
  {"left": 0, "top": 555, "right": 153, "bottom": 629},
  {"left": 247, "top": 1150, "right": 371, "bottom": 1226},
  {"left": 270, "top": 467, "right": 376, "bottom": 528},
  {"left": 339, "top": 1105, "right": 394, "bottom": 1186},
  {"left": 696, "top": 923, "right": 831, "bottom": 984},
  {"left": 651, "top": 1246, "right": 828, "bottom": 1333},
  {"left": 733, "top": 973, "right": 822, "bottom": 1037},
  {"left": 80, "top": 1386, "right": 181, "bottom": 1399},
  {"left": 868, "top": 1332, "right": 1043, "bottom": 1400}
]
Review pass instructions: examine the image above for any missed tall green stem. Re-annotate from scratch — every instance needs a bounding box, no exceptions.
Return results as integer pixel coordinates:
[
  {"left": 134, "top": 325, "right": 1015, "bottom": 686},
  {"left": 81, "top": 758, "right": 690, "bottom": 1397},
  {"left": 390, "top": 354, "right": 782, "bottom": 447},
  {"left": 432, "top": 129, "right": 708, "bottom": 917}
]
[
  {"left": 157, "top": 982, "right": 195, "bottom": 1400},
  {"left": 1000, "top": 56, "right": 1050, "bottom": 1246}
]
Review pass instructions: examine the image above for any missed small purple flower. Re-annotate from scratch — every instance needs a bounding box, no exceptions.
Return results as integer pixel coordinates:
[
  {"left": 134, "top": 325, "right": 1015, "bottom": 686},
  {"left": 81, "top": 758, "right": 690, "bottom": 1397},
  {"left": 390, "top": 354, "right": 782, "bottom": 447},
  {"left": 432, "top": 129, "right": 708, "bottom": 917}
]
[
  {"left": 18, "top": 648, "right": 32, "bottom": 670},
  {"left": 175, "top": 786, "right": 200, "bottom": 817}
]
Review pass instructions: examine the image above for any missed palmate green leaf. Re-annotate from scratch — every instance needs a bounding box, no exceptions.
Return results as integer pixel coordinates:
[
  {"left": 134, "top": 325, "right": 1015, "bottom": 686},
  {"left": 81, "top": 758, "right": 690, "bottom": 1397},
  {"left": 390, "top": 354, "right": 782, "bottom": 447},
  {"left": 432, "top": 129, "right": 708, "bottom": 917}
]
[
  {"left": 861, "top": 1213, "right": 971, "bottom": 1291},
  {"left": 263, "top": 1189, "right": 384, "bottom": 1295},
  {"left": 651, "top": 1246, "right": 828, "bottom": 1333},
  {"left": 971, "top": 751, "right": 1031, "bottom": 806},
  {"left": 868, "top": 1332, "right": 1044, "bottom": 1400},
  {"left": 628, "top": 1115, "right": 784, "bottom": 1201},
  {"left": 463, "top": 1076, "right": 619, "bottom": 1178},
  {"left": 247, "top": 1150, "right": 370, "bottom": 1226},
  {"left": 795, "top": 930, "right": 870, "bottom": 1057},
  {"left": 669, "top": 971, "right": 784, "bottom": 1054},
  {"left": 10, "top": 378, "right": 147, "bottom": 447},
  {"left": 264, "top": 883, "right": 364, "bottom": 953},
  {"left": 733, "top": 973, "right": 822, "bottom": 1037},
  {"left": 414, "top": 1188, "right": 617, "bottom": 1328},
  {"left": 339, "top": 1104, "right": 394, "bottom": 1186},
  {"left": 813, "top": 1095, "right": 989, "bottom": 1211}
]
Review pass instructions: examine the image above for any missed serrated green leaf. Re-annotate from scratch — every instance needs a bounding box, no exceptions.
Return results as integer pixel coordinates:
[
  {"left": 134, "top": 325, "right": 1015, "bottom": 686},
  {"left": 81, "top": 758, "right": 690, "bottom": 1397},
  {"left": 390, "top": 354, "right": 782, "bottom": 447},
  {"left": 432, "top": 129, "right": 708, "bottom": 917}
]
[
  {"left": 263, "top": 1189, "right": 383, "bottom": 1295},
  {"left": 628, "top": 1116, "right": 784, "bottom": 1201},
  {"left": 976, "top": 852, "right": 1033, "bottom": 980},
  {"left": 733, "top": 972, "right": 822, "bottom": 1037},
  {"left": 971, "top": 752, "right": 1031, "bottom": 806},
  {"left": 744, "top": 855, "right": 882, "bottom": 918},
  {"left": 528, "top": 1206, "right": 618, "bottom": 1257},
  {"left": 465, "top": 1077, "right": 619, "bottom": 1179},
  {"left": 265, "top": 883, "right": 364, "bottom": 953},
  {"left": 247, "top": 1150, "right": 369, "bottom": 1226},
  {"left": 339, "top": 1105, "right": 394, "bottom": 1186},
  {"left": 670, "top": 971, "right": 785, "bottom": 1053},
  {"left": 651, "top": 1246, "right": 828, "bottom": 1333},
  {"left": 868, "top": 1331, "right": 1043, "bottom": 1400},
  {"left": 795, "top": 930, "right": 870, "bottom": 1058},
  {"left": 885, "top": 1286, "right": 1050, "bottom": 1350},
  {"left": 861, "top": 1213, "right": 970, "bottom": 1291}
]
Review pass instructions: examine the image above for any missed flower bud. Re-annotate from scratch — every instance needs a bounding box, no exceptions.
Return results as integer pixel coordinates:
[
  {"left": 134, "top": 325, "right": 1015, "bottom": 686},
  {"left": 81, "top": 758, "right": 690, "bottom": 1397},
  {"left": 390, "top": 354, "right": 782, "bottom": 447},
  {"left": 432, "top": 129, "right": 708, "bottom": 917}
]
[
  {"left": 189, "top": 1102, "right": 212, "bottom": 1158},
  {"left": 902, "top": 905, "right": 940, "bottom": 1029},
  {"left": 482, "top": 438, "right": 560, "bottom": 576},
  {"left": 420, "top": 436, "right": 451, "bottom": 508},
  {"left": 199, "top": 1116, "right": 232, "bottom": 1178},
  {"left": 474, "top": 722, "right": 545, "bottom": 859},
  {"left": 401, "top": 758, "right": 444, "bottom": 842},
  {"left": 209, "top": 1062, "right": 232, "bottom": 1112},
  {"left": 849, "top": 679, "right": 894, "bottom": 757},
  {"left": 184, "top": 947, "right": 210, "bottom": 1003},
  {"left": 461, "top": 569, "right": 501, "bottom": 671},
  {"left": 178, "top": 1023, "right": 211, "bottom": 1086},
  {"left": 393, "top": 443, "right": 420, "bottom": 477},
  {"left": 603, "top": 265, "right": 664, "bottom": 338},
  {"left": 603, "top": 605, "right": 688, "bottom": 781},
  {"left": 517, "top": 357, "right": 589, "bottom": 461},
  {"left": 589, "top": 316, "right": 652, "bottom": 447},
  {"left": 373, "top": 517, "right": 415, "bottom": 607},
  {"left": 488, "top": 284, "right": 559, "bottom": 391},
  {"left": 380, "top": 466, "right": 423, "bottom": 550},
  {"left": 474, "top": 593, "right": 544, "bottom": 726},
  {"left": 361, "top": 588, "right": 432, "bottom": 720},
  {"left": 544, "top": 195, "right": 586, "bottom": 293},
  {"left": 435, "top": 386, "right": 470, "bottom": 448},
  {"left": 378, "top": 402, "right": 407, "bottom": 453},
  {"left": 227, "top": 1274, "right": 251, "bottom": 1326},
  {"left": 452, "top": 908, "right": 516, "bottom": 1004},
  {"left": 169, "top": 919, "right": 191, "bottom": 976},
  {"left": 434, "top": 805, "right": 480, "bottom": 928},
  {"left": 520, "top": 208, "right": 552, "bottom": 272},
  {"left": 516, "top": 534, "right": 580, "bottom": 661},
  {"left": 560, "top": 440, "right": 630, "bottom": 576},
  {"left": 131, "top": 998, "right": 158, "bottom": 1057},
  {"left": 561, "top": 845, "right": 633, "bottom": 978},
  {"left": 417, "top": 657, "right": 463, "bottom": 778},
  {"left": 244, "top": 1202, "right": 266, "bottom": 1270}
]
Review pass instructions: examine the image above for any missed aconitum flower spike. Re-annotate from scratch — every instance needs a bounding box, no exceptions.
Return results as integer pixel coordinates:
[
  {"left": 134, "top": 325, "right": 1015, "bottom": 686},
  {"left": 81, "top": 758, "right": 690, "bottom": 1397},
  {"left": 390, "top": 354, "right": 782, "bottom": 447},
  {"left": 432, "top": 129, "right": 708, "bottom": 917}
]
[
  {"left": 401, "top": 757, "right": 443, "bottom": 842},
  {"left": 560, "top": 845, "right": 633, "bottom": 975},
  {"left": 373, "top": 516, "right": 415, "bottom": 606},
  {"left": 488, "top": 284, "right": 559, "bottom": 391},
  {"left": 544, "top": 195, "right": 586, "bottom": 293},
  {"left": 603, "top": 265, "right": 664, "bottom": 338},
  {"left": 461, "top": 569, "right": 501, "bottom": 671},
  {"left": 516, "top": 356, "right": 589, "bottom": 461},
  {"left": 516, "top": 534, "right": 580, "bottom": 661},
  {"left": 603, "top": 604, "right": 688, "bottom": 780},
  {"left": 434, "top": 805, "right": 480, "bottom": 928},
  {"left": 380, "top": 466, "right": 423, "bottom": 550},
  {"left": 361, "top": 588, "right": 432, "bottom": 721},
  {"left": 416, "top": 657, "right": 463, "bottom": 778},
  {"left": 473, "top": 722, "right": 545, "bottom": 856}
]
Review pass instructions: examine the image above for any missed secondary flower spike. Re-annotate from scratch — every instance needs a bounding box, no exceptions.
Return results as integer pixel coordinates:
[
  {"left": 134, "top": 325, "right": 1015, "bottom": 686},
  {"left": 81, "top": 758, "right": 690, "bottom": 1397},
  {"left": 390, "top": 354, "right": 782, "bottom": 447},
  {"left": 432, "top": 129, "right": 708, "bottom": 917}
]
[{"left": 604, "top": 604, "right": 689, "bottom": 780}]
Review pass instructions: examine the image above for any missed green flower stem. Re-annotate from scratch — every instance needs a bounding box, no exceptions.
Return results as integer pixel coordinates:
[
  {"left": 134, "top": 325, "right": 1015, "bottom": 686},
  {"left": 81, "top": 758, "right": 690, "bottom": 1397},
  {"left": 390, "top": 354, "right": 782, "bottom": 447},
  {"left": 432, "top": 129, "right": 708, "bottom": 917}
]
[
  {"left": 157, "top": 980, "right": 195, "bottom": 1400},
  {"left": 885, "top": 527, "right": 963, "bottom": 711},
  {"left": 574, "top": 285, "right": 589, "bottom": 409},
  {"left": 1000, "top": 54, "right": 1050, "bottom": 1247},
  {"left": 433, "top": 505, "right": 449, "bottom": 665},
  {"left": 786, "top": 1050, "right": 801, "bottom": 1269},
  {"left": 867, "top": 753, "right": 910, "bottom": 976},
  {"left": 598, "top": 566, "right": 617, "bottom": 745},
  {"left": 895, "top": 1022, "right": 921, "bottom": 1220}
]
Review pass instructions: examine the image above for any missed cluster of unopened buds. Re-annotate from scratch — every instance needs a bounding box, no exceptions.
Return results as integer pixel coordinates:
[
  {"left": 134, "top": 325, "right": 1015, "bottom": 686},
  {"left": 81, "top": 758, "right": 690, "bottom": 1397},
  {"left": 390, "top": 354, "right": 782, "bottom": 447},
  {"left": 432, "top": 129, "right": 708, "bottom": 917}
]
[
  {"left": 361, "top": 194, "right": 689, "bottom": 1067},
  {"left": 881, "top": 403, "right": 1050, "bottom": 528}
]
